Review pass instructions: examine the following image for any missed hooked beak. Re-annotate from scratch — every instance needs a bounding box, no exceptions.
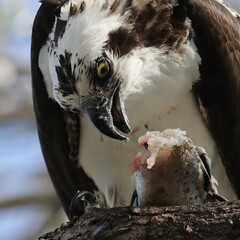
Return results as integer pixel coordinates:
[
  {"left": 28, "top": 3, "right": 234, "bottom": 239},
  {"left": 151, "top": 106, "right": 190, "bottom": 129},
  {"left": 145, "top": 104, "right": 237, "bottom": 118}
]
[{"left": 83, "top": 82, "right": 131, "bottom": 141}]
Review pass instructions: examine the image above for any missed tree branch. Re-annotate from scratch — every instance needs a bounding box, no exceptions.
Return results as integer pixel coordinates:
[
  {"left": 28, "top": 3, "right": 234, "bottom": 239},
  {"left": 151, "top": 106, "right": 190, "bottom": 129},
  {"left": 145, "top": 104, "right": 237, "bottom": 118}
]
[{"left": 39, "top": 200, "right": 240, "bottom": 240}]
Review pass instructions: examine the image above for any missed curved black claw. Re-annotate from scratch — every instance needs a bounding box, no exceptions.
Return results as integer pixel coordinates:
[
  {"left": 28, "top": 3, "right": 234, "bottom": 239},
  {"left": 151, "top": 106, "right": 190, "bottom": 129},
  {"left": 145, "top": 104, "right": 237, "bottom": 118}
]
[
  {"left": 196, "top": 147, "right": 228, "bottom": 202},
  {"left": 69, "top": 191, "right": 97, "bottom": 219},
  {"left": 130, "top": 189, "right": 138, "bottom": 207}
]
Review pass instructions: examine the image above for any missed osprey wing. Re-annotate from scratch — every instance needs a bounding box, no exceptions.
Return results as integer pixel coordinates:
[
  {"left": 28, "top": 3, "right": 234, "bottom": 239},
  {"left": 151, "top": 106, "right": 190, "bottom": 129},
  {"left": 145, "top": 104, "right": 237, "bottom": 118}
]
[
  {"left": 31, "top": 2, "right": 97, "bottom": 217},
  {"left": 187, "top": 0, "right": 240, "bottom": 197}
]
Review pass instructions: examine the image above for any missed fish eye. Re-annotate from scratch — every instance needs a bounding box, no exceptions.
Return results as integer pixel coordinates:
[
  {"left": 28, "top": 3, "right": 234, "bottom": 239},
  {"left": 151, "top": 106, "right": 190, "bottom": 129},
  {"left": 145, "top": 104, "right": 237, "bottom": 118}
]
[
  {"left": 96, "top": 58, "right": 111, "bottom": 80},
  {"left": 144, "top": 142, "right": 148, "bottom": 150}
]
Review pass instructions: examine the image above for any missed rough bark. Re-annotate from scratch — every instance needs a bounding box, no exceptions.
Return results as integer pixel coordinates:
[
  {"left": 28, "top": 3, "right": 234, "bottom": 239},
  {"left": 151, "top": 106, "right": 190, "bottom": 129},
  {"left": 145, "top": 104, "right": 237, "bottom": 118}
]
[{"left": 39, "top": 200, "right": 240, "bottom": 240}]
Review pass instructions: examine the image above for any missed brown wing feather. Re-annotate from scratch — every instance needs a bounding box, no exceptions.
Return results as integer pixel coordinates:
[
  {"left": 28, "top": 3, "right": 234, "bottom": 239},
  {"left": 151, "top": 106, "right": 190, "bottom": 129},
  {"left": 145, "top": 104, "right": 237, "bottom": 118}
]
[
  {"left": 186, "top": 0, "right": 240, "bottom": 197},
  {"left": 31, "top": 3, "right": 97, "bottom": 217}
]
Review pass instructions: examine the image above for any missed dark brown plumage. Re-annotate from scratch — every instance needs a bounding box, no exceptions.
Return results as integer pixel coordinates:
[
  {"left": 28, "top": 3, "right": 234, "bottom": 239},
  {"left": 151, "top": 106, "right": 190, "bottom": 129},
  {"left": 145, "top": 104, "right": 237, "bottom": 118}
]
[
  {"left": 107, "top": 1, "right": 189, "bottom": 56},
  {"left": 189, "top": 0, "right": 240, "bottom": 197}
]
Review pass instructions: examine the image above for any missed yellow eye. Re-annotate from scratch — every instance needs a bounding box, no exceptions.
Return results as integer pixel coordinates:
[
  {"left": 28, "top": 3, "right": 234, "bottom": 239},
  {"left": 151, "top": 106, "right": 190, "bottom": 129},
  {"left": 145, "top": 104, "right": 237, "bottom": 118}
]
[{"left": 96, "top": 60, "right": 111, "bottom": 79}]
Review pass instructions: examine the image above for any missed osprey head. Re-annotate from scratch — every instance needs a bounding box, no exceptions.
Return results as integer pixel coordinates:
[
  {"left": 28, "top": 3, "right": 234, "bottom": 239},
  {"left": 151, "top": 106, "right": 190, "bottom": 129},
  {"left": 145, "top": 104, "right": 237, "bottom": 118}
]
[
  {"left": 52, "top": 47, "right": 131, "bottom": 141},
  {"left": 41, "top": 0, "right": 191, "bottom": 141},
  {"left": 43, "top": 1, "right": 136, "bottom": 141}
]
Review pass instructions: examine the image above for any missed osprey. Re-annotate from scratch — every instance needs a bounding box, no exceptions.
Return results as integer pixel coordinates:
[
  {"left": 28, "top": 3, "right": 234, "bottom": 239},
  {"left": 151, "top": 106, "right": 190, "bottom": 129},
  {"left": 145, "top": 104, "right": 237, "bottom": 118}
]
[{"left": 31, "top": 0, "right": 240, "bottom": 217}]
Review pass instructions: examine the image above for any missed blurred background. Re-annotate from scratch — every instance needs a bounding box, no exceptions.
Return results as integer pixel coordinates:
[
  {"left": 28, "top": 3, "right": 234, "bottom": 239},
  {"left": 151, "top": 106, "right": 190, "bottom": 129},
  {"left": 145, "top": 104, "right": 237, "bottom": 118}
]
[
  {"left": 0, "top": 1, "right": 67, "bottom": 240},
  {"left": 0, "top": 1, "right": 239, "bottom": 240}
]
